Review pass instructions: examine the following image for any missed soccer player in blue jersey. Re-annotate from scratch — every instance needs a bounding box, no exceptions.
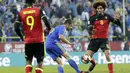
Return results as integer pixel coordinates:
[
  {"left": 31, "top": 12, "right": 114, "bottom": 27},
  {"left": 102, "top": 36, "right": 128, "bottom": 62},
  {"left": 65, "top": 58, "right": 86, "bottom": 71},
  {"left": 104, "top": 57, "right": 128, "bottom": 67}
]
[{"left": 46, "top": 19, "right": 84, "bottom": 73}]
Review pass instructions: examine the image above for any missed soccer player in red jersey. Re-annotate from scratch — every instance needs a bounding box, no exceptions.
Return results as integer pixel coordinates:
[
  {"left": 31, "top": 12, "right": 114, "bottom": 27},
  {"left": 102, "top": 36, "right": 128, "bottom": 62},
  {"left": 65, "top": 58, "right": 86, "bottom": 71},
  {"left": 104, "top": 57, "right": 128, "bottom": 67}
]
[
  {"left": 14, "top": 0, "right": 51, "bottom": 73},
  {"left": 82, "top": 1, "right": 121, "bottom": 73}
]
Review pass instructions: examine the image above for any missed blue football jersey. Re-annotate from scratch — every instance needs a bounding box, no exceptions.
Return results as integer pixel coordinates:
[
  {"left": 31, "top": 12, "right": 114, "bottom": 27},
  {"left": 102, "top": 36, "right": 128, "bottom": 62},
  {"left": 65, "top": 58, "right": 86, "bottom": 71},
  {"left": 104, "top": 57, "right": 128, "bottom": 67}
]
[{"left": 46, "top": 25, "right": 67, "bottom": 45}]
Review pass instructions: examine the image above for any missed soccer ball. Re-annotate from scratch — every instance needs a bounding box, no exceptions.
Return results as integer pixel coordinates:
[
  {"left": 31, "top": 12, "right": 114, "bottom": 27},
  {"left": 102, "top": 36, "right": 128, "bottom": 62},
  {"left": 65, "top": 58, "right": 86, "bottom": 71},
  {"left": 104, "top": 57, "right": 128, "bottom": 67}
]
[{"left": 81, "top": 55, "right": 90, "bottom": 64}]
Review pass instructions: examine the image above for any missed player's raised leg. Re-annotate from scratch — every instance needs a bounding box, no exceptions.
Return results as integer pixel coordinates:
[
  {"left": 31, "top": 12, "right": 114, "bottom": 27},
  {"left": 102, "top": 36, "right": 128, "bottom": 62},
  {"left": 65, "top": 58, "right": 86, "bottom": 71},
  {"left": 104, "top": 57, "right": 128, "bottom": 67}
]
[
  {"left": 82, "top": 39, "right": 99, "bottom": 73},
  {"left": 85, "top": 50, "right": 96, "bottom": 73}
]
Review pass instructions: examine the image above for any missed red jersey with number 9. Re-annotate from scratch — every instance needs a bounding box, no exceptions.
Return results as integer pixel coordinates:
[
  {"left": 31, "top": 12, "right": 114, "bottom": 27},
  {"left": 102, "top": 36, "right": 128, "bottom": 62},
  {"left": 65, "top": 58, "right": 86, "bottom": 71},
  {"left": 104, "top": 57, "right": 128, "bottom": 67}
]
[{"left": 19, "top": 7, "right": 44, "bottom": 43}]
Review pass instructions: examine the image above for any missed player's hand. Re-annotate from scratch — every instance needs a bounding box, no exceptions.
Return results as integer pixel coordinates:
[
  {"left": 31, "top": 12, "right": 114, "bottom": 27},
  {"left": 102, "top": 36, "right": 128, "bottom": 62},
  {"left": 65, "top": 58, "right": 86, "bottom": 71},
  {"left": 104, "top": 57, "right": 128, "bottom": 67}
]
[
  {"left": 114, "top": 11, "right": 120, "bottom": 20},
  {"left": 69, "top": 42, "right": 75, "bottom": 45},
  {"left": 92, "top": 29, "right": 96, "bottom": 34},
  {"left": 20, "top": 38, "right": 24, "bottom": 41},
  {"left": 45, "top": 27, "right": 51, "bottom": 33},
  {"left": 20, "top": 36, "right": 24, "bottom": 41},
  {"left": 44, "top": 27, "right": 51, "bottom": 36},
  {"left": 128, "top": 28, "right": 130, "bottom": 31}
]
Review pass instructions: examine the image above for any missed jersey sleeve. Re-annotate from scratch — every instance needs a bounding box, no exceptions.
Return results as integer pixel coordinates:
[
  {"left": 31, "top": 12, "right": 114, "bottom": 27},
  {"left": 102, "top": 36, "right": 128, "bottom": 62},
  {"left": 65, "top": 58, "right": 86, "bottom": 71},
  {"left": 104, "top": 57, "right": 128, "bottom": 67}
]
[
  {"left": 58, "top": 26, "right": 65, "bottom": 36},
  {"left": 15, "top": 13, "right": 21, "bottom": 23},
  {"left": 87, "top": 16, "right": 94, "bottom": 35},
  {"left": 40, "top": 9, "right": 51, "bottom": 30},
  {"left": 14, "top": 13, "right": 24, "bottom": 41},
  {"left": 107, "top": 14, "right": 121, "bottom": 27},
  {"left": 14, "top": 13, "right": 21, "bottom": 30}
]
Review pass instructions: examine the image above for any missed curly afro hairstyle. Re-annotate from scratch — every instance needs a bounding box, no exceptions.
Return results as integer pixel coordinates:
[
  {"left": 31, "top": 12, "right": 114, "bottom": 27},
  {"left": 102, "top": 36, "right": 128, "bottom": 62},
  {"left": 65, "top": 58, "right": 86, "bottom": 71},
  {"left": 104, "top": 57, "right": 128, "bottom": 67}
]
[
  {"left": 93, "top": 1, "right": 107, "bottom": 10},
  {"left": 25, "top": 0, "right": 35, "bottom": 5}
]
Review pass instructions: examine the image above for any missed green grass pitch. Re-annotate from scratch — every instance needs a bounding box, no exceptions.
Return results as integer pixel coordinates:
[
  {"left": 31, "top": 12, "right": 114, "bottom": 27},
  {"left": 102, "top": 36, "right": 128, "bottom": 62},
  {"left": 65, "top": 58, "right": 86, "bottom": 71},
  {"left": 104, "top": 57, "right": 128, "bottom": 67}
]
[{"left": 0, "top": 64, "right": 129, "bottom": 73}]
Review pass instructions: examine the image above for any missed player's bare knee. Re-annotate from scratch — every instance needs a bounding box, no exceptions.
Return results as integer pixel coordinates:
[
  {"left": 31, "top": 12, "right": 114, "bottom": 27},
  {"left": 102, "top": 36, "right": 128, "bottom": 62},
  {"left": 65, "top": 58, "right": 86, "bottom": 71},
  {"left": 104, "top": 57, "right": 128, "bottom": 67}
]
[
  {"left": 86, "top": 50, "right": 95, "bottom": 57},
  {"left": 65, "top": 56, "right": 71, "bottom": 60},
  {"left": 105, "top": 52, "right": 109, "bottom": 56},
  {"left": 37, "top": 61, "right": 43, "bottom": 68},
  {"left": 26, "top": 60, "right": 32, "bottom": 65},
  {"left": 104, "top": 50, "right": 110, "bottom": 56},
  {"left": 58, "top": 62, "right": 64, "bottom": 66},
  {"left": 62, "top": 52, "right": 71, "bottom": 60},
  {"left": 37, "top": 58, "right": 43, "bottom": 64},
  {"left": 56, "top": 58, "right": 64, "bottom": 66},
  {"left": 105, "top": 54, "right": 111, "bottom": 61},
  {"left": 57, "top": 60, "right": 64, "bottom": 66}
]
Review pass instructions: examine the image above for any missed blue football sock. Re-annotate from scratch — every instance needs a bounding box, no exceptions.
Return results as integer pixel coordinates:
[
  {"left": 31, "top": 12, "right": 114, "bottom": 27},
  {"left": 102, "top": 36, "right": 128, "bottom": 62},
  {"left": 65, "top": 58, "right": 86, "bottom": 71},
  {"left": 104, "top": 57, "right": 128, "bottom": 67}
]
[
  {"left": 68, "top": 59, "right": 81, "bottom": 73},
  {"left": 58, "top": 66, "right": 64, "bottom": 73}
]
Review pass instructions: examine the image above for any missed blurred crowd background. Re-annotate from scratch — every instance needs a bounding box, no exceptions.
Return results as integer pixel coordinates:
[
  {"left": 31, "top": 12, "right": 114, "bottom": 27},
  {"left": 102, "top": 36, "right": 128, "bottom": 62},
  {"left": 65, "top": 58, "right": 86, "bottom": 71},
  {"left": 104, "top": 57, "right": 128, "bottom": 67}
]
[{"left": 0, "top": 0, "right": 130, "bottom": 43}]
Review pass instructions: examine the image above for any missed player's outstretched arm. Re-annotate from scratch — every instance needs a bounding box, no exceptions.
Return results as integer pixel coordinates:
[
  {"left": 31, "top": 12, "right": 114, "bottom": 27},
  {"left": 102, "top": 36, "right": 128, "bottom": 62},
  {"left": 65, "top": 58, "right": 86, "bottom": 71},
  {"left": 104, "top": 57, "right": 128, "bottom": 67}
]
[
  {"left": 87, "top": 15, "right": 95, "bottom": 36},
  {"left": 59, "top": 34, "right": 73, "bottom": 45},
  {"left": 108, "top": 12, "right": 121, "bottom": 27},
  {"left": 14, "top": 14, "right": 24, "bottom": 41},
  {"left": 40, "top": 10, "right": 51, "bottom": 31}
]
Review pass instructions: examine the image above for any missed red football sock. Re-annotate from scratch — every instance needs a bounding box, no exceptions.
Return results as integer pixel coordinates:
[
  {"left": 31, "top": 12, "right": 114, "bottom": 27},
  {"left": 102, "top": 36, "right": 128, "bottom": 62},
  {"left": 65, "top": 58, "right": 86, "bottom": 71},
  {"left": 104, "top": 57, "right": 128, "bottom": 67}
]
[
  {"left": 91, "top": 59, "right": 96, "bottom": 65},
  {"left": 35, "top": 68, "right": 43, "bottom": 73},
  {"left": 25, "top": 65, "right": 33, "bottom": 73},
  {"left": 108, "top": 63, "right": 114, "bottom": 73},
  {"left": 88, "top": 58, "right": 96, "bottom": 72}
]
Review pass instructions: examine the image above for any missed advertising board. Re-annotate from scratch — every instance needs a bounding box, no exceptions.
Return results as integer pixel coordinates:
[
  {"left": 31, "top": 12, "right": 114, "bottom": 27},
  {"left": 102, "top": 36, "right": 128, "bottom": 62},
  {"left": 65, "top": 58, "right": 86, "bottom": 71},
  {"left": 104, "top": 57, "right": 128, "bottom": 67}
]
[{"left": 0, "top": 51, "right": 130, "bottom": 67}]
